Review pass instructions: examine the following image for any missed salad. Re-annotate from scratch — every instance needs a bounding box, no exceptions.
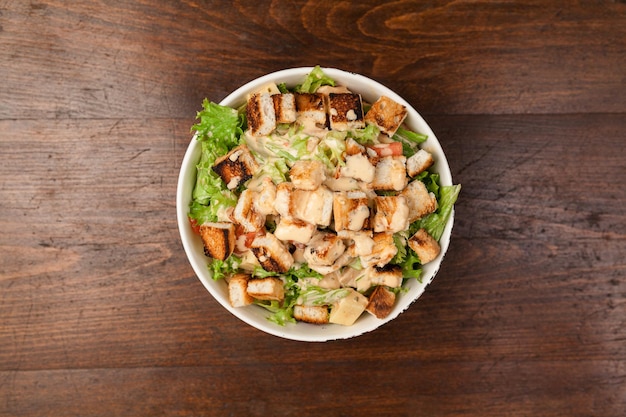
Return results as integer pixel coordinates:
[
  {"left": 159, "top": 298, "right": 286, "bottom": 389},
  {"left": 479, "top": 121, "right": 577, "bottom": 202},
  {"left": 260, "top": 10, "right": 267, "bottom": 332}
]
[{"left": 188, "top": 66, "right": 460, "bottom": 326}]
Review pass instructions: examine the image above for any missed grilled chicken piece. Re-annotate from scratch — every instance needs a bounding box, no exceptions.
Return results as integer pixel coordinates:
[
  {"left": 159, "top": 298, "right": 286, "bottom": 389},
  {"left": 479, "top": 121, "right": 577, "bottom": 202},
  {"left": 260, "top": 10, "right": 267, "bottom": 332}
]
[
  {"left": 360, "top": 232, "right": 397, "bottom": 268},
  {"left": 212, "top": 145, "right": 259, "bottom": 190},
  {"left": 364, "top": 95, "right": 408, "bottom": 137},
  {"left": 333, "top": 191, "right": 370, "bottom": 232},
  {"left": 338, "top": 230, "right": 375, "bottom": 257},
  {"left": 408, "top": 228, "right": 441, "bottom": 265},
  {"left": 272, "top": 93, "right": 297, "bottom": 124},
  {"left": 289, "top": 159, "right": 326, "bottom": 190},
  {"left": 228, "top": 273, "right": 254, "bottom": 307},
  {"left": 198, "top": 222, "right": 236, "bottom": 261},
  {"left": 368, "top": 264, "right": 403, "bottom": 288},
  {"left": 327, "top": 93, "right": 365, "bottom": 131},
  {"left": 232, "top": 189, "right": 266, "bottom": 232},
  {"left": 293, "top": 305, "right": 330, "bottom": 324},
  {"left": 303, "top": 232, "right": 346, "bottom": 267},
  {"left": 406, "top": 149, "right": 434, "bottom": 178},
  {"left": 247, "top": 93, "right": 276, "bottom": 136},
  {"left": 274, "top": 217, "right": 316, "bottom": 245},
  {"left": 246, "top": 277, "right": 285, "bottom": 301},
  {"left": 365, "top": 286, "right": 396, "bottom": 319},
  {"left": 292, "top": 186, "right": 334, "bottom": 227},
  {"left": 400, "top": 180, "right": 438, "bottom": 222},
  {"left": 250, "top": 232, "right": 294, "bottom": 273},
  {"left": 372, "top": 195, "right": 410, "bottom": 233},
  {"left": 372, "top": 156, "right": 408, "bottom": 191},
  {"left": 341, "top": 153, "right": 376, "bottom": 184}
]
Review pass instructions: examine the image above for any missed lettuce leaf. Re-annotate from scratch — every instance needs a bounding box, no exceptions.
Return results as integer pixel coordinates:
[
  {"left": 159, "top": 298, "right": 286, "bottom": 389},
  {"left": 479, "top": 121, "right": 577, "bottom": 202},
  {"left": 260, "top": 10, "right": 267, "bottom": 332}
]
[
  {"left": 189, "top": 100, "right": 243, "bottom": 223},
  {"left": 295, "top": 66, "right": 335, "bottom": 93}
]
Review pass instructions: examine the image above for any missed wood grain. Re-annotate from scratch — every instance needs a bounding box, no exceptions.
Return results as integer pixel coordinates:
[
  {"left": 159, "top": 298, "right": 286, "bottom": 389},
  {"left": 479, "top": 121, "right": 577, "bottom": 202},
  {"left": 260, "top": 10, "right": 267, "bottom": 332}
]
[{"left": 1, "top": 0, "right": 625, "bottom": 416}]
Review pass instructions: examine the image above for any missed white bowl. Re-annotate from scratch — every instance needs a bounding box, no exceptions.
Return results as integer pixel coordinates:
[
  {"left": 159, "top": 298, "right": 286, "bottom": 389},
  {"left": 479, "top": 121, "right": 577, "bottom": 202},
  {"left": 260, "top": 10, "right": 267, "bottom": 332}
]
[{"left": 177, "top": 67, "right": 454, "bottom": 342}]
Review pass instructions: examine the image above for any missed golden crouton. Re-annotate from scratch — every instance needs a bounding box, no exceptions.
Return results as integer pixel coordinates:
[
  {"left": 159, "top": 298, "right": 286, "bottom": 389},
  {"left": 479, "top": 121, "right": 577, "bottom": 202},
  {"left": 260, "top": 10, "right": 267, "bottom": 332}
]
[
  {"left": 293, "top": 305, "right": 330, "bottom": 324},
  {"left": 198, "top": 222, "right": 236, "bottom": 261},
  {"left": 212, "top": 145, "right": 259, "bottom": 190},
  {"left": 364, "top": 95, "right": 408, "bottom": 137},
  {"left": 408, "top": 228, "right": 441, "bottom": 264},
  {"left": 295, "top": 93, "right": 327, "bottom": 126},
  {"left": 272, "top": 93, "right": 297, "bottom": 124},
  {"left": 365, "top": 286, "right": 396, "bottom": 319},
  {"left": 228, "top": 273, "right": 254, "bottom": 307},
  {"left": 406, "top": 149, "right": 434, "bottom": 177},
  {"left": 246, "top": 277, "right": 285, "bottom": 301},
  {"left": 327, "top": 93, "right": 365, "bottom": 131},
  {"left": 247, "top": 93, "right": 276, "bottom": 136}
]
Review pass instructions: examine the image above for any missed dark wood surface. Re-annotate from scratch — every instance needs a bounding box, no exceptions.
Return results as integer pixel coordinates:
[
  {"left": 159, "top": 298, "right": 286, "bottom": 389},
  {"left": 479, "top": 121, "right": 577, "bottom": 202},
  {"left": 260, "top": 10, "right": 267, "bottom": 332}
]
[{"left": 1, "top": 1, "right": 625, "bottom": 416}]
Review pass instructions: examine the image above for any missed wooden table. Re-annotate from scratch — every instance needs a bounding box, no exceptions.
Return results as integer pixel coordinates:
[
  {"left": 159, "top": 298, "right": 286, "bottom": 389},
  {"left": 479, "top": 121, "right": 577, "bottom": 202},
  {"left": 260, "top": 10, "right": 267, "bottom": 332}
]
[{"left": 1, "top": 1, "right": 625, "bottom": 416}]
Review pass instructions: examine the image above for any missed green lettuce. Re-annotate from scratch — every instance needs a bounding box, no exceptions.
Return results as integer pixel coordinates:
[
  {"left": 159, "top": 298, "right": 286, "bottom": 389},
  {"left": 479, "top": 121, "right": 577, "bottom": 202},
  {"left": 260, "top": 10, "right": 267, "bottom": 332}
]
[
  {"left": 295, "top": 65, "right": 335, "bottom": 93},
  {"left": 393, "top": 127, "right": 428, "bottom": 157},
  {"left": 188, "top": 100, "right": 244, "bottom": 224}
]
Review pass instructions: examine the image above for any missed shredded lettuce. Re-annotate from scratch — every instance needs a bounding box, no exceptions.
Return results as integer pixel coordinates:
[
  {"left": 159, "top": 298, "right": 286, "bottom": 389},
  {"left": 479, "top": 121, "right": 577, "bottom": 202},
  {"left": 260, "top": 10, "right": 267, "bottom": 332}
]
[
  {"left": 297, "top": 287, "right": 350, "bottom": 306},
  {"left": 295, "top": 65, "right": 335, "bottom": 93},
  {"left": 393, "top": 127, "right": 428, "bottom": 157},
  {"left": 348, "top": 124, "right": 380, "bottom": 145}
]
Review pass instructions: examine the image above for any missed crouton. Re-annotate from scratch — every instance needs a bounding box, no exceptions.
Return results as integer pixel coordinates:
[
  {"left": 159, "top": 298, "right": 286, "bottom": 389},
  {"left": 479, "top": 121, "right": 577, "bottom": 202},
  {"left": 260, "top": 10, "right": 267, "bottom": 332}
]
[
  {"left": 333, "top": 191, "right": 370, "bottom": 232},
  {"left": 272, "top": 93, "right": 297, "bottom": 124},
  {"left": 400, "top": 180, "right": 438, "bottom": 222},
  {"left": 289, "top": 159, "right": 326, "bottom": 190},
  {"left": 329, "top": 288, "right": 368, "bottom": 326},
  {"left": 364, "top": 95, "right": 408, "bottom": 137},
  {"left": 293, "top": 305, "right": 330, "bottom": 324},
  {"left": 295, "top": 92, "right": 327, "bottom": 126},
  {"left": 247, "top": 93, "right": 276, "bottom": 136},
  {"left": 212, "top": 145, "right": 259, "bottom": 190},
  {"left": 274, "top": 217, "right": 316, "bottom": 245},
  {"left": 232, "top": 189, "right": 266, "bottom": 232},
  {"left": 408, "top": 228, "right": 441, "bottom": 264},
  {"left": 246, "top": 277, "right": 285, "bottom": 301},
  {"left": 406, "top": 149, "right": 434, "bottom": 177},
  {"left": 250, "top": 233, "right": 294, "bottom": 273},
  {"left": 368, "top": 264, "right": 403, "bottom": 288},
  {"left": 327, "top": 93, "right": 365, "bottom": 131},
  {"left": 365, "top": 286, "right": 396, "bottom": 319},
  {"left": 303, "top": 232, "right": 346, "bottom": 267},
  {"left": 360, "top": 232, "right": 398, "bottom": 268},
  {"left": 341, "top": 153, "right": 376, "bottom": 184},
  {"left": 228, "top": 273, "right": 254, "bottom": 307},
  {"left": 372, "top": 156, "right": 408, "bottom": 191},
  {"left": 372, "top": 195, "right": 410, "bottom": 233},
  {"left": 198, "top": 222, "right": 236, "bottom": 261}
]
